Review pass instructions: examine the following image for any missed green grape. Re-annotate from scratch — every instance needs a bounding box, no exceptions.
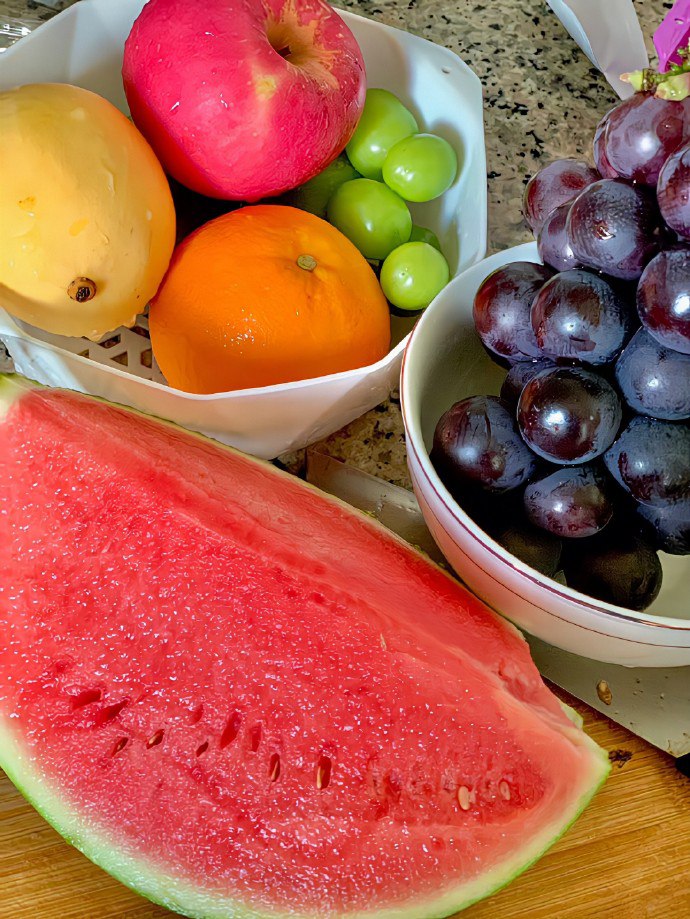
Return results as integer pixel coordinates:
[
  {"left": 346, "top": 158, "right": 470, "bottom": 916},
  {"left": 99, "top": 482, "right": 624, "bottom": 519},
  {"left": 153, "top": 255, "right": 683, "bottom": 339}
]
[
  {"left": 409, "top": 225, "right": 442, "bottom": 250},
  {"left": 327, "top": 178, "right": 412, "bottom": 260},
  {"left": 382, "top": 133, "right": 458, "bottom": 202},
  {"left": 345, "top": 89, "right": 418, "bottom": 181},
  {"left": 380, "top": 241, "right": 450, "bottom": 311},
  {"left": 283, "top": 155, "right": 360, "bottom": 218}
]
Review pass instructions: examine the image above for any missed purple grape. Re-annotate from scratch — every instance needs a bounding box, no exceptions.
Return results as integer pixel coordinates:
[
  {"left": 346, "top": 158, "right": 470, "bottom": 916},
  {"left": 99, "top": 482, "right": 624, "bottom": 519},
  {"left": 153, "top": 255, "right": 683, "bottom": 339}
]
[
  {"left": 531, "top": 269, "right": 632, "bottom": 366},
  {"left": 500, "top": 358, "right": 556, "bottom": 411},
  {"left": 604, "top": 415, "right": 690, "bottom": 507},
  {"left": 518, "top": 367, "right": 622, "bottom": 464},
  {"left": 473, "top": 262, "right": 552, "bottom": 362},
  {"left": 658, "top": 141, "right": 690, "bottom": 240},
  {"left": 635, "top": 500, "right": 690, "bottom": 555},
  {"left": 562, "top": 529, "right": 662, "bottom": 611},
  {"left": 524, "top": 464, "right": 614, "bottom": 538},
  {"left": 445, "top": 485, "right": 563, "bottom": 575},
  {"left": 566, "top": 179, "right": 665, "bottom": 280},
  {"left": 637, "top": 249, "right": 690, "bottom": 355},
  {"left": 615, "top": 328, "right": 690, "bottom": 420},
  {"left": 445, "top": 482, "right": 525, "bottom": 535},
  {"left": 537, "top": 203, "right": 582, "bottom": 272},
  {"left": 432, "top": 396, "right": 539, "bottom": 494},
  {"left": 603, "top": 92, "right": 690, "bottom": 186},
  {"left": 479, "top": 343, "right": 514, "bottom": 370},
  {"left": 494, "top": 520, "right": 563, "bottom": 576},
  {"left": 522, "top": 159, "right": 599, "bottom": 235},
  {"left": 593, "top": 111, "right": 618, "bottom": 179}
]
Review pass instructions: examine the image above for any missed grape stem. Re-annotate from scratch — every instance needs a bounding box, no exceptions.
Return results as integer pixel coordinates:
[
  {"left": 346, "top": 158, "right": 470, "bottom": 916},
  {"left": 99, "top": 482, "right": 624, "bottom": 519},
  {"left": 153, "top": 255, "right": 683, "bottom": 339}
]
[{"left": 622, "top": 41, "right": 690, "bottom": 99}]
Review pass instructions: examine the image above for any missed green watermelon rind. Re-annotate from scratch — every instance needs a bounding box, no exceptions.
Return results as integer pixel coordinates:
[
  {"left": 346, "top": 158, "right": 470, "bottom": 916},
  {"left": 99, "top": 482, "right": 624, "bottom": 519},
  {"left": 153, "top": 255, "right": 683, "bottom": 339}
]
[
  {"left": 0, "top": 372, "right": 22, "bottom": 420},
  {"left": 0, "top": 374, "right": 611, "bottom": 918},
  {"left": 0, "top": 722, "right": 609, "bottom": 919}
]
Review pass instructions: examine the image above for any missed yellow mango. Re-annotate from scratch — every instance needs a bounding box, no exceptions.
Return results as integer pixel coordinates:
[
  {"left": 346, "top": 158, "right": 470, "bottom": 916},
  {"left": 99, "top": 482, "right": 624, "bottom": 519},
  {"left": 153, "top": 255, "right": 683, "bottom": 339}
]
[{"left": 0, "top": 83, "right": 176, "bottom": 340}]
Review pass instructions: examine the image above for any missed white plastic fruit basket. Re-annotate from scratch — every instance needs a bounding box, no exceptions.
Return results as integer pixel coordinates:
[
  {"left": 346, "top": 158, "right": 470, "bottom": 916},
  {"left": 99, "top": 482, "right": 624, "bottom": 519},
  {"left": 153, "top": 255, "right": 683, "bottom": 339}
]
[{"left": 0, "top": 0, "right": 487, "bottom": 459}]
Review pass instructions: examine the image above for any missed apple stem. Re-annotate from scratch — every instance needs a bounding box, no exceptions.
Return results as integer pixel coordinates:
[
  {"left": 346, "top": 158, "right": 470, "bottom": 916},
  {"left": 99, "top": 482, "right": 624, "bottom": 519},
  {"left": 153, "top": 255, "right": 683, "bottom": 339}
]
[{"left": 297, "top": 255, "right": 317, "bottom": 272}]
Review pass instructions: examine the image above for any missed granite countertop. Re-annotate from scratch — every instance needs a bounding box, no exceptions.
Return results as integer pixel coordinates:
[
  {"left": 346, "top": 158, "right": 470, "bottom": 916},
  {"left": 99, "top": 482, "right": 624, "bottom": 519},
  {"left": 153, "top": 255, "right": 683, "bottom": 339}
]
[{"left": 0, "top": 0, "right": 670, "bottom": 486}]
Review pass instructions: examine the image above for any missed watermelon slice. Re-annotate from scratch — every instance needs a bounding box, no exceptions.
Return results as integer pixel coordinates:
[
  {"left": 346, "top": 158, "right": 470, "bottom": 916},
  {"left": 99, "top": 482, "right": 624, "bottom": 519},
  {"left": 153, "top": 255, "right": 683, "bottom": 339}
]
[{"left": 0, "top": 375, "right": 608, "bottom": 918}]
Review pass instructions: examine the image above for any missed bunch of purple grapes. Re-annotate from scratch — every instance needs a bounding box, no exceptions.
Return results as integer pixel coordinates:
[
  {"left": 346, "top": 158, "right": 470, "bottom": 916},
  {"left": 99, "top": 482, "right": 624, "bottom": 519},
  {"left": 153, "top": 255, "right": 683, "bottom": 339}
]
[{"left": 431, "top": 89, "right": 690, "bottom": 612}]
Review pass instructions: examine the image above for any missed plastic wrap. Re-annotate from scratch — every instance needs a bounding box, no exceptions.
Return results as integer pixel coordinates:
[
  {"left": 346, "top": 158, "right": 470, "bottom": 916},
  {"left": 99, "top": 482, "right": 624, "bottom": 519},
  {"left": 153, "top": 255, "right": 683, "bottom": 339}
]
[
  {"left": 545, "top": 0, "right": 648, "bottom": 98},
  {"left": 0, "top": 0, "right": 77, "bottom": 53}
]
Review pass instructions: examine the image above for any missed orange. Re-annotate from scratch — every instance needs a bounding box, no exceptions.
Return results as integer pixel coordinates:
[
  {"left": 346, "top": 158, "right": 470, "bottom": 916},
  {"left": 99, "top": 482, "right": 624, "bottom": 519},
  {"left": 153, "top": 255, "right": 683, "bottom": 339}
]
[{"left": 149, "top": 205, "right": 391, "bottom": 394}]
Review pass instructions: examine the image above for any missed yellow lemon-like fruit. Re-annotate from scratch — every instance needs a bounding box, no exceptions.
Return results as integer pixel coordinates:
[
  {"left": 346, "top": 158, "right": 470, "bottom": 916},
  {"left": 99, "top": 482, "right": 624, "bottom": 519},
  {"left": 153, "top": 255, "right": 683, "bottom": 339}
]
[{"left": 0, "top": 83, "right": 176, "bottom": 340}]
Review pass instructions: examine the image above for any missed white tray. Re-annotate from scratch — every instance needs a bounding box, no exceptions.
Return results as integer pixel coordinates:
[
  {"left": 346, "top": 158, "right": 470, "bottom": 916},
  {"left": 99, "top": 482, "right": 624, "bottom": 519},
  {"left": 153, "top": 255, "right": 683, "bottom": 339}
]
[{"left": 0, "top": 0, "right": 487, "bottom": 459}]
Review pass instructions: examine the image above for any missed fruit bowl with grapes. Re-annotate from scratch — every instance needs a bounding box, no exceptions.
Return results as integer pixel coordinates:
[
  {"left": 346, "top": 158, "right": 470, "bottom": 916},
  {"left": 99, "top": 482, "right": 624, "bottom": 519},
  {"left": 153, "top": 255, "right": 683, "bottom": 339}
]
[{"left": 401, "top": 66, "right": 690, "bottom": 668}]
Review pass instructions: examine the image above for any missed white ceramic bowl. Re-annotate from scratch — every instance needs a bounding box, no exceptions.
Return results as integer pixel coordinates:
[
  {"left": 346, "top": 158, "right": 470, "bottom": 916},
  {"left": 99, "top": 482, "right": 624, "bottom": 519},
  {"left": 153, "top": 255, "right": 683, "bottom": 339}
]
[
  {"left": 0, "top": 0, "right": 487, "bottom": 459},
  {"left": 401, "top": 242, "right": 690, "bottom": 668}
]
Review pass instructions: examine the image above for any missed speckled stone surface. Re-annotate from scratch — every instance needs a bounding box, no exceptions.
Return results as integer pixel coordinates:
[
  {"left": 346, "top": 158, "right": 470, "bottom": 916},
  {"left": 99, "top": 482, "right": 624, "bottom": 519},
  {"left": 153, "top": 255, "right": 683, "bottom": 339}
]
[{"left": 0, "top": 0, "right": 672, "bottom": 487}]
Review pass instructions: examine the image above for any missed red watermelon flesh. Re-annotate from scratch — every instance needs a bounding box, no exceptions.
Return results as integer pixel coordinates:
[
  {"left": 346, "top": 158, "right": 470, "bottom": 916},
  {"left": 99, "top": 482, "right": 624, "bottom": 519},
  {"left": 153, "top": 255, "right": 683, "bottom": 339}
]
[{"left": 0, "top": 377, "right": 608, "bottom": 918}]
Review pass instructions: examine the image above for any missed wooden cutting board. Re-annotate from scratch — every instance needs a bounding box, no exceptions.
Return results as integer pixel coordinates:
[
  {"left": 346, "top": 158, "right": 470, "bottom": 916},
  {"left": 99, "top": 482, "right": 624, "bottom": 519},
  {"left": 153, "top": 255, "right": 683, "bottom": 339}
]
[{"left": 1, "top": 687, "right": 688, "bottom": 919}]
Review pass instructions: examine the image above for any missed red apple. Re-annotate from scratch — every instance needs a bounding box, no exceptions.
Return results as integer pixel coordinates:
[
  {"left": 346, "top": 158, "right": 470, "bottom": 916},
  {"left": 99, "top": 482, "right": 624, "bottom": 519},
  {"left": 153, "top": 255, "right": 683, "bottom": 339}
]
[{"left": 122, "top": 0, "right": 366, "bottom": 201}]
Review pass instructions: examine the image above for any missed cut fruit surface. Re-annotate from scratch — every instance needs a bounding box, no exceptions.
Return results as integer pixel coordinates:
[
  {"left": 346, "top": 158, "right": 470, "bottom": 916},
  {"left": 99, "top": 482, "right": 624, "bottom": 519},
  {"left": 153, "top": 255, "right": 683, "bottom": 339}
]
[{"left": 0, "top": 376, "right": 609, "bottom": 918}]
